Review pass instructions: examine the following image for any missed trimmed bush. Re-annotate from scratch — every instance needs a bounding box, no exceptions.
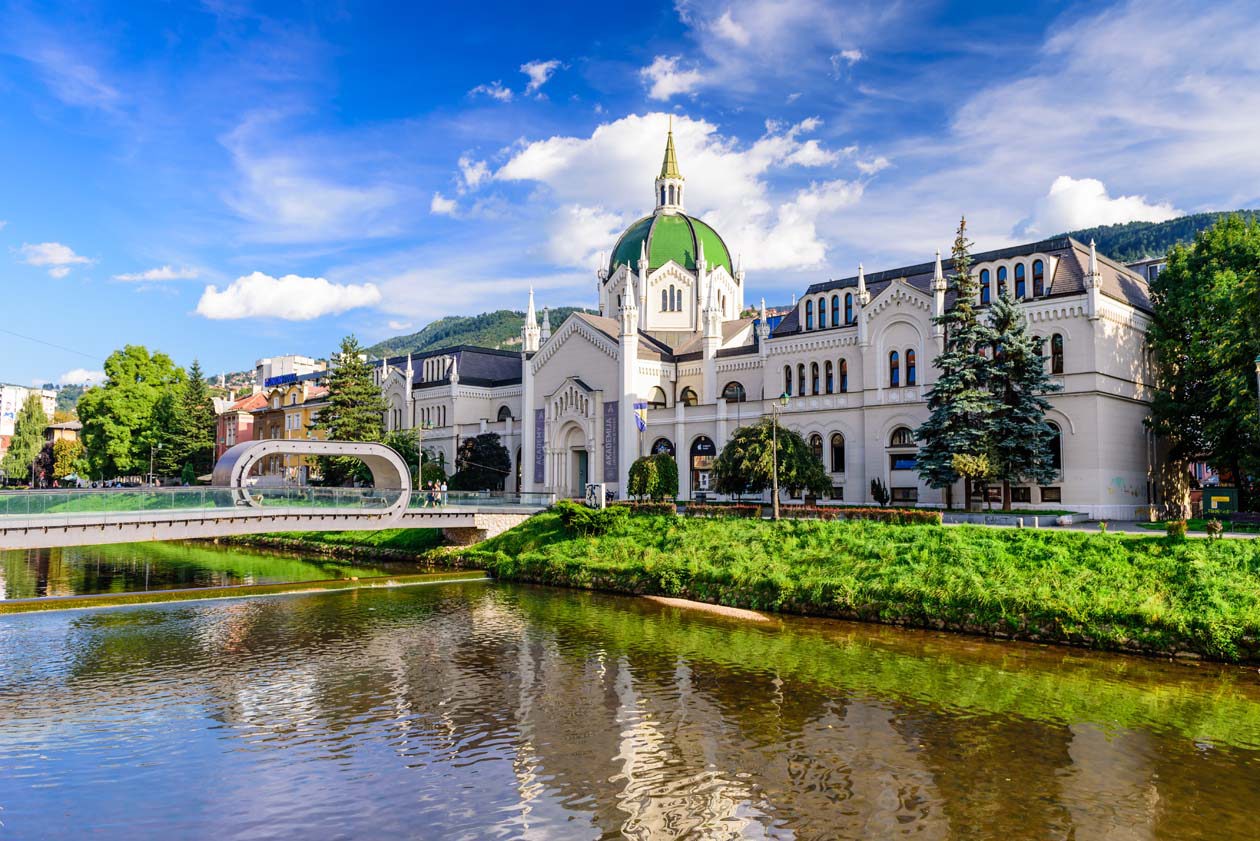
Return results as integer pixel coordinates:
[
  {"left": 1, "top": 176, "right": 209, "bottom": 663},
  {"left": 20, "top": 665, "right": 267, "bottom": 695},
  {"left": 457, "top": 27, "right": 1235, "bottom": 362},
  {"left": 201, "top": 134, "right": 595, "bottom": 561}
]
[
  {"left": 778, "top": 506, "right": 942, "bottom": 525},
  {"left": 685, "top": 503, "right": 760, "bottom": 518},
  {"left": 1166, "top": 519, "right": 1188, "bottom": 540},
  {"left": 614, "top": 501, "right": 678, "bottom": 516},
  {"left": 627, "top": 453, "right": 680, "bottom": 501}
]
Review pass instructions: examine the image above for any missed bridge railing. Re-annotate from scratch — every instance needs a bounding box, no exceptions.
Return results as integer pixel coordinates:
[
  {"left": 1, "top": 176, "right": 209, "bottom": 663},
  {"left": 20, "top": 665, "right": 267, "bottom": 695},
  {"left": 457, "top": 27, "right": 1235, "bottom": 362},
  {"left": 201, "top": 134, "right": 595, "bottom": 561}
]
[{"left": 0, "top": 486, "right": 553, "bottom": 525}]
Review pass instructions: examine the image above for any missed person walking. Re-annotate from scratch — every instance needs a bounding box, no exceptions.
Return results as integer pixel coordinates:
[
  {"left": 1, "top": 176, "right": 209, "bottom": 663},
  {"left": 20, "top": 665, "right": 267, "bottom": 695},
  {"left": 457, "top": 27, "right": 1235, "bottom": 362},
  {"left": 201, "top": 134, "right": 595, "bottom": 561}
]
[{"left": 440, "top": 480, "right": 448, "bottom": 506}]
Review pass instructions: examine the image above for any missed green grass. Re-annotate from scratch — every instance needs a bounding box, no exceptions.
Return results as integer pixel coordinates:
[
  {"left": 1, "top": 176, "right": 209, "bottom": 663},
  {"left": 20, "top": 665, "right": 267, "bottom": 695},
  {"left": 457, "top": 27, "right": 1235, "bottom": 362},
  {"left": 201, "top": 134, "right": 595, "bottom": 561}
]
[{"left": 467, "top": 512, "right": 1260, "bottom": 661}]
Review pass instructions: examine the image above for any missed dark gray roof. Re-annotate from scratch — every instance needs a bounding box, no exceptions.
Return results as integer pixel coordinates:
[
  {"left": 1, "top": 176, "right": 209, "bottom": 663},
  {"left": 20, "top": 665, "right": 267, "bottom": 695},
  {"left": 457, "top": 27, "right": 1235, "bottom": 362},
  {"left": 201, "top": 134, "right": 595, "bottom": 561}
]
[
  {"left": 775, "top": 236, "right": 1150, "bottom": 337},
  {"left": 408, "top": 345, "right": 522, "bottom": 390}
]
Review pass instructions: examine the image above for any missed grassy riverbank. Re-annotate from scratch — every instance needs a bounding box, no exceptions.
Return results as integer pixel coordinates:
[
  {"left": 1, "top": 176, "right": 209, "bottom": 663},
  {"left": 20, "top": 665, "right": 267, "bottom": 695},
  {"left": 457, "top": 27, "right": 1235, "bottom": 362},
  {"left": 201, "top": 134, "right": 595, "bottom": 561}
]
[
  {"left": 219, "top": 528, "right": 445, "bottom": 560},
  {"left": 465, "top": 511, "right": 1260, "bottom": 662}
]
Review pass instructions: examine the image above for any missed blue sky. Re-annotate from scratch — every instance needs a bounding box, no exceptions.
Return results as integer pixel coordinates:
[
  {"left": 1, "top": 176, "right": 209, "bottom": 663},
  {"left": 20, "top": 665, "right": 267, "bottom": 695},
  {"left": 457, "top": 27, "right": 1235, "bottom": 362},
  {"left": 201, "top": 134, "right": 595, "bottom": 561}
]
[{"left": 2, "top": 0, "right": 1258, "bottom": 387}]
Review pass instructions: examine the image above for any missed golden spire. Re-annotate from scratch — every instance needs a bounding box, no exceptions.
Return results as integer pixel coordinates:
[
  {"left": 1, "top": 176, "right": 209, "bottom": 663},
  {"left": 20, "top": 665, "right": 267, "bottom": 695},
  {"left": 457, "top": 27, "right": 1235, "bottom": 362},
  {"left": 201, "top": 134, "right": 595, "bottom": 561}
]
[{"left": 659, "top": 118, "right": 682, "bottom": 180}]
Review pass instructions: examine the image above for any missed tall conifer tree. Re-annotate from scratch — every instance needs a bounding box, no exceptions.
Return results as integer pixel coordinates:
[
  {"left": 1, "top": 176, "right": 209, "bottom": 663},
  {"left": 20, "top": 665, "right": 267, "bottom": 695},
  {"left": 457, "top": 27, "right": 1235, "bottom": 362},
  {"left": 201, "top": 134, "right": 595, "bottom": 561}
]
[
  {"left": 916, "top": 217, "right": 996, "bottom": 507},
  {"left": 312, "top": 335, "right": 388, "bottom": 485},
  {"left": 2, "top": 394, "right": 47, "bottom": 484},
  {"left": 986, "top": 291, "right": 1062, "bottom": 508}
]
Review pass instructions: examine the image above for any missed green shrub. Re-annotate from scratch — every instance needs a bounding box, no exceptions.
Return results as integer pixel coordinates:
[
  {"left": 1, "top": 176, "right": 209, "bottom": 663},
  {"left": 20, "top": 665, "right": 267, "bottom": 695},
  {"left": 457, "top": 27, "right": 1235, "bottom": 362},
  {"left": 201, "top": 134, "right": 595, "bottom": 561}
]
[
  {"left": 627, "top": 453, "right": 679, "bottom": 500},
  {"left": 1205, "top": 518, "right": 1224, "bottom": 539},
  {"left": 614, "top": 501, "right": 678, "bottom": 516},
  {"left": 1166, "top": 519, "right": 1188, "bottom": 540},
  {"left": 553, "top": 499, "right": 629, "bottom": 535},
  {"left": 684, "top": 503, "right": 760, "bottom": 518},
  {"left": 778, "top": 506, "right": 942, "bottom": 525}
]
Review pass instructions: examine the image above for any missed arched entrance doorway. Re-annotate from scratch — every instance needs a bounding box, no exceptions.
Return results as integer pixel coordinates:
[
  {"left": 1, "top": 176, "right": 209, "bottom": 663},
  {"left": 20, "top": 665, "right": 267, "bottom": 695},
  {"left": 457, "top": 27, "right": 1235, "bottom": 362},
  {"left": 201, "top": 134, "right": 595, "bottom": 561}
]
[
  {"left": 690, "top": 436, "right": 716, "bottom": 496},
  {"left": 560, "top": 423, "right": 589, "bottom": 499}
]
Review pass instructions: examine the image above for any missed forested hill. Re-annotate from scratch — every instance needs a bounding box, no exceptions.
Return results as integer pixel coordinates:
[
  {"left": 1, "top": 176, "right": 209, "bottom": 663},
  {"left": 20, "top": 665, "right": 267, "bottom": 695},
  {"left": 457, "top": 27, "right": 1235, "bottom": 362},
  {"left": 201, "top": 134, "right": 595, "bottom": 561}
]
[
  {"left": 1062, "top": 210, "right": 1257, "bottom": 263},
  {"left": 365, "top": 307, "right": 592, "bottom": 358}
]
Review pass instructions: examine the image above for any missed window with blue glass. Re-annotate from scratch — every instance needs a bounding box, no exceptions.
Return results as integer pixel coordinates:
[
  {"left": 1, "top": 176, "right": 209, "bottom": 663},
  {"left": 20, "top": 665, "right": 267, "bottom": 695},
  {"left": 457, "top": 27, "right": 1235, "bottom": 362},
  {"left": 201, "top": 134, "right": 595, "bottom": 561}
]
[
  {"left": 1014, "top": 263, "right": 1026, "bottom": 299},
  {"left": 889, "top": 350, "right": 900, "bottom": 387},
  {"left": 805, "top": 300, "right": 814, "bottom": 330},
  {"left": 980, "top": 269, "right": 991, "bottom": 305}
]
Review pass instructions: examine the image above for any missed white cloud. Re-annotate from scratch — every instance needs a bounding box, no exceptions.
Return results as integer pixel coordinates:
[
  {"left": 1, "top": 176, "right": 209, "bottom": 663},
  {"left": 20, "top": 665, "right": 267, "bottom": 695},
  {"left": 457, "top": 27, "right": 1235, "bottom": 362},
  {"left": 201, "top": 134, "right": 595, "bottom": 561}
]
[
  {"left": 640, "top": 56, "right": 706, "bottom": 100},
  {"left": 430, "top": 192, "right": 457, "bottom": 215},
  {"left": 221, "top": 115, "right": 399, "bottom": 243},
  {"left": 387, "top": 320, "right": 414, "bottom": 332},
  {"left": 458, "top": 156, "right": 490, "bottom": 191},
  {"left": 837, "top": 48, "right": 863, "bottom": 65},
  {"left": 713, "top": 10, "right": 750, "bottom": 46},
  {"left": 469, "top": 80, "right": 513, "bottom": 102},
  {"left": 0, "top": 220, "right": 7, "bottom": 230},
  {"left": 497, "top": 113, "right": 862, "bottom": 271},
  {"left": 543, "top": 205, "right": 626, "bottom": 269},
  {"left": 18, "top": 241, "right": 91, "bottom": 277},
  {"left": 855, "top": 155, "right": 890, "bottom": 175},
  {"left": 112, "top": 265, "right": 199, "bottom": 282},
  {"left": 521, "top": 59, "right": 561, "bottom": 95},
  {"left": 14, "top": 42, "right": 121, "bottom": 111},
  {"left": 1024, "top": 176, "right": 1180, "bottom": 235},
  {"left": 58, "top": 368, "right": 105, "bottom": 386},
  {"left": 196, "top": 271, "right": 381, "bottom": 320}
]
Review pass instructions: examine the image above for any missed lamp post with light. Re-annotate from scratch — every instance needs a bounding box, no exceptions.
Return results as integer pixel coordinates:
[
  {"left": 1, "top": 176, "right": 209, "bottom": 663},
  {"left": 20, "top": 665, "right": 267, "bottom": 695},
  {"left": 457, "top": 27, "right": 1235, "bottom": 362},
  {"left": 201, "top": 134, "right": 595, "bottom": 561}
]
[{"left": 771, "top": 392, "right": 789, "bottom": 520}]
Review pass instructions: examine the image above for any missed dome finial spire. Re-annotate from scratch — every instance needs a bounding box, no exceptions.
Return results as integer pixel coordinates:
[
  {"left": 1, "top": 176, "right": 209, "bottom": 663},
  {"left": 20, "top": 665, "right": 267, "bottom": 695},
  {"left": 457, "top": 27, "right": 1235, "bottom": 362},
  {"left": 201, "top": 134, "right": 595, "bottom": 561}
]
[{"left": 660, "top": 120, "right": 682, "bottom": 180}]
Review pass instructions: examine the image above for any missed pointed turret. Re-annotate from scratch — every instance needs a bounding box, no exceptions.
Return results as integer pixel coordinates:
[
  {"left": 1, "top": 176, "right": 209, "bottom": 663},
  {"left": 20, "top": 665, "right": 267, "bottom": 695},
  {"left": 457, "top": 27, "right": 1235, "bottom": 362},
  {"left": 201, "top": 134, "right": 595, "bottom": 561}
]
[
  {"left": 931, "top": 249, "right": 945, "bottom": 290},
  {"left": 857, "top": 263, "right": 869, "bottom": 303},
  {"left": 931, "top": 250, "right": 946, "bottom": 340},
  {"left": 856, "top": 263, "right": 870, "bottom": 348},
  {"left": 522, "top": 286, "right": 541, "bottom": 353},
  {"left": 654, "top": 118, "right": 685, "bottom": 213},
  {"left": 756, "top": 296, "right": 770, "bottom": 356},
  {"left": 541, "top": 306, "right": 551, "bottom": 341},
  {"left": 1084, "top": 238, "right": 1102, "bottom": 321}
]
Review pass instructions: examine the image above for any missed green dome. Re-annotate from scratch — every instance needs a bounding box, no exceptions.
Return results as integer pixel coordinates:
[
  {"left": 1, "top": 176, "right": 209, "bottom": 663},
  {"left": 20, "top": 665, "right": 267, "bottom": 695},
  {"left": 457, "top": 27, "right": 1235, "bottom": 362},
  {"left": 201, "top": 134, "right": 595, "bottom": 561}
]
[{"left": 608, "top": 212, "right": 734, "bottom": 277}]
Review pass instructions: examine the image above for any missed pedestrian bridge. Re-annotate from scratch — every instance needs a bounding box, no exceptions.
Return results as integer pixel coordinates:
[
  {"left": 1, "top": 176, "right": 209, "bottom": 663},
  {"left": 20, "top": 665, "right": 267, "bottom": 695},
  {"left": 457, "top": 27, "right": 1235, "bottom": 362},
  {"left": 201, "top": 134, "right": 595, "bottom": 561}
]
[{"left": 0, "top": 440, "right": 551, "bottom": 550}]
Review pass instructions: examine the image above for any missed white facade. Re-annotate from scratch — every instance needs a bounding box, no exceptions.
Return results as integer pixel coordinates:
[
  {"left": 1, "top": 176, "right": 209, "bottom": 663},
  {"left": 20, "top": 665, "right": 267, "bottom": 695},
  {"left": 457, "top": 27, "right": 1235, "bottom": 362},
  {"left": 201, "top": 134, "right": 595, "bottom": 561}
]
[
  {"left": 383, "top": 134, "right": 1163, "bottom": 518},
  {"left": 0, "top": 384, "right": 56, "bottom": 439}
]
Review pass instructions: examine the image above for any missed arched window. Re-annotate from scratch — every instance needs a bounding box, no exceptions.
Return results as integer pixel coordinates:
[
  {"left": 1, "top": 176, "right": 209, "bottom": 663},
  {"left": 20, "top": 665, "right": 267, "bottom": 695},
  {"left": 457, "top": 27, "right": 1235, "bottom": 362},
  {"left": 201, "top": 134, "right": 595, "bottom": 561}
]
[
  {"left": 721, "top": 381, "right": 747, "bottom": 403},
  {"left": 831, "top": 294, "right": 840, "bottom": 327},
  {"left": 648, "top": 386, "right": 668, "bottom": 409},
  {"left": 845, "top": 293, "right": 854, "bottom": 324},
  {"left": 1047, "top": 421, "right": 1063, "bottom": 472},
  {"left": 980, "top": 269, "right": 991, "bottom": 305},
  {"left": 497, "top": 405, "right": 512, "bottom": 422},
  {"left": 890, "top": 427, "right": 916, "bottom": 447},
  {"left": 1014, "top": 263, "right": 1026, "bottom": 299},
  {"left": 824, "top": 360, "right": 834, "bottom": 394},
  {"left": 651, "top": 437, "right": 675, "bottom": 456},
  {"left": 818, "top": 297, "right": 827, "bottom": 328},
  {"left": 889, "top": 350, "right": 900, "bottom": 387},
  {"left": 668, "top": 184, "right": 675, "bottom": 204},
  {"left": 784, "top": 365, "right": 793, "bottom": 397},
  {"left": 798, "top": 364, "right": 806, "bottom": 394},
  {"left": 662, "top": 289, "right": 669, "bottom": 311},
  {"left": 906, "top": 349, "right": 917, "bottom": 386},
  {"left": 839, "top": 359, "right": 849, "bottom": 393},
  {"left": 616, "top": 294, "right": 621, "bottom": 309},
  {"left": 1033, "top": 260, "right": 1045, "bottom": 297},
  {"left": 809, "top": 433, "right": 823, "bottom": 462},
  {"left": 997, "top": 266, "right": 1008, "bottom": 298},
  {"left": 1051, "top": 333, "right": 1064, "bottom": 374},
  {"left": 679, "top": 387, "right": 699, "bottom": 407},
  {"left": 810, "top": 362, "right": 820, "bottom": 395},
  {"left": 805, "top": 299, "right": 814, "bottom": 330},
  {"left": 830, "top": 433, "right": 845, "bottom": 473}
]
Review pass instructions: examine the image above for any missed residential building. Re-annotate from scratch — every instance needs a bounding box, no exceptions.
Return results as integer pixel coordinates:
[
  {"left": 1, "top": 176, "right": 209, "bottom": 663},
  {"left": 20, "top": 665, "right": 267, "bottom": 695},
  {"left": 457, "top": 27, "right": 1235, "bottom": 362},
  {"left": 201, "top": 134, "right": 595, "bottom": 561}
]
[
  {"left": 216, "top": 392, "right": 267, "bottom": 461},
  {"left": 251, "top": 381, "right": 329, "bottom": 483}
]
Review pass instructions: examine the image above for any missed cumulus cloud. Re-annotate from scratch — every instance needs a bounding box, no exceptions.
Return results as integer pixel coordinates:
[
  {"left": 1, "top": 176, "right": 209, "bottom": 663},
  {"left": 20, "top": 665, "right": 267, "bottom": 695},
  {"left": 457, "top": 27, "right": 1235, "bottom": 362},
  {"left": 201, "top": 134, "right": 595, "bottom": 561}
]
[
  {"left": 497, "top": 113, "right": 864, "bottom": 271},
  {"left": 855, "top": 155, "right": 890, "bottom": 175},
  {"left": 112, "top": 265, "right": 199, "bottom": 281},
  {"left": 640, "top": 56, "right": 706, "bottom": 100},
  {"left": 18, "top": 241, "right": 91, "bottom": 277},
  {"left": 458, "top": 156, "right": 490, "bottom": 191},
  {"left": 837, "top": 49, "right": 863, "bottom": 65},
  {"left": 469, "top": 80, "right": 513, "bottom": 102},
  {"left": 521, "top": 59, "right": 561, "bottom": 95},
  {"left": 58, "top": 368, "right": 105, "bottom": 386},
  {"left": 430, "top": 193, "right": 457, "bottom": 216},
  {"left": 196, "top": 271, "right": 381, "bottom": 320},
  {"left": 543, "top": 205, "right": 626, "bottom": 269},
  {"left": 387, "top": 320, "right": 413, "bottom": 332},
  {"left": 1024, "top": 176, "right": 1180, "bottom": 235}
]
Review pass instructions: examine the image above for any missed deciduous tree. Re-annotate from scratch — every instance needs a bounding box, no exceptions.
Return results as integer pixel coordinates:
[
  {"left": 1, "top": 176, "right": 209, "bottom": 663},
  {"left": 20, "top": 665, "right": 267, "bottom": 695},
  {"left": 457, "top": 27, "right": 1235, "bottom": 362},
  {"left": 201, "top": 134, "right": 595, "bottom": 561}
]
[
  {"left": 449, "top": 433, "right": 511, "bottom": 491},
  {"left": 711, "top": 420, "right": 829, "bottom": 498},
  {"left": 77, "top": 345, "right": 184, "bottom": 478}
]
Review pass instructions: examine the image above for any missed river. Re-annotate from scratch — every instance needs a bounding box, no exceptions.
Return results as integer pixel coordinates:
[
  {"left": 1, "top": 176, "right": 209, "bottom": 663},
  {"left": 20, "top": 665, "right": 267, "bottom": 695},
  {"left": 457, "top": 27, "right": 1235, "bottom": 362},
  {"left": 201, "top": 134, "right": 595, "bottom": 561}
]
[
  {"left": 0, "top": 541, "right": 412, "bottom": 600},
  {"left": 2, "top": 573, "right": 1260, "bottom": 839}
]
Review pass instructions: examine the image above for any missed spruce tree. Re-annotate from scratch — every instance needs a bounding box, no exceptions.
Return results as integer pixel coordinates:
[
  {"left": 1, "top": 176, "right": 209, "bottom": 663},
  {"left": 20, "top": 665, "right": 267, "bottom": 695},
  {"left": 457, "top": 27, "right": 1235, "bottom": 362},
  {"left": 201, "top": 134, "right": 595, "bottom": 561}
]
[
  {"left": 915, "top": 217, "right": 996, "bottom": 508},
  {"left": 312, "top": 335, "right": 388, "bottom": 485},
  {"left": 2, "top": 394, "right": 48, "bottom": 484},
  {"left": 986, "top": 292, "right": 1062, "bottom": 508}
]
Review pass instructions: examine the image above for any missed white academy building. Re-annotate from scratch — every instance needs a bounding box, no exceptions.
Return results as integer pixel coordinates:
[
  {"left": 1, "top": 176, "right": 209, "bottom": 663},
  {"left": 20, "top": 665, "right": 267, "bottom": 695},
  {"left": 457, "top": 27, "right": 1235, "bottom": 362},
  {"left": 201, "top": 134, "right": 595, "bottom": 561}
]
[{"left": 376, "top": 129, "right": 1161, "bottom": 519}]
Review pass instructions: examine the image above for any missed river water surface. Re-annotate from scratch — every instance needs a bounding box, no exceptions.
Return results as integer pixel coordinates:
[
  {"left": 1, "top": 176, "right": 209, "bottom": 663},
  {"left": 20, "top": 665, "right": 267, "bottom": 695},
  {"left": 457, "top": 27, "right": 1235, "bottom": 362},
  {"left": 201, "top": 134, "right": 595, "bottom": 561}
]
[{"left": 2, "top": 578, "right": 1260, "bottom": 839}]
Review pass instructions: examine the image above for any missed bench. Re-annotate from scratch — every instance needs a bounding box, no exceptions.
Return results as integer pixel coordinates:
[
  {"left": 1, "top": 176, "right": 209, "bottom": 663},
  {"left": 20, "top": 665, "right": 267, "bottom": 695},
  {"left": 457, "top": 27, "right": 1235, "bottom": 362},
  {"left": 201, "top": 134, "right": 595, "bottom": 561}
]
[{"left": 1231, "top": 512, "right": 1260, "bottom": 526}]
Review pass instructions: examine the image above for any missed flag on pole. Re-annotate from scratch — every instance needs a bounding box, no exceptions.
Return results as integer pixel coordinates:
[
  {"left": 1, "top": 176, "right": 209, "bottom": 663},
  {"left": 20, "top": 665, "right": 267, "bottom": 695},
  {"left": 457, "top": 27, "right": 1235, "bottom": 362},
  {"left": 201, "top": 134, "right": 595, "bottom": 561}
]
[{"left": 633, "top": 401, "right": 648, "bottom": 432}]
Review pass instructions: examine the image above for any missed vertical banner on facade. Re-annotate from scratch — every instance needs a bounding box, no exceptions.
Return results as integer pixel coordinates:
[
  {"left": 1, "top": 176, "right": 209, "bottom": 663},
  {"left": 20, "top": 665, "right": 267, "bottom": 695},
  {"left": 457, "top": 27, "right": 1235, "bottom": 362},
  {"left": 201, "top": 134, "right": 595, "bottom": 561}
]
[
  {"left": 533, "top": 409, "right": 545, "bottom": 485},
  {"left": 603, "top": 400, "right": 619, "bottom": 480}
]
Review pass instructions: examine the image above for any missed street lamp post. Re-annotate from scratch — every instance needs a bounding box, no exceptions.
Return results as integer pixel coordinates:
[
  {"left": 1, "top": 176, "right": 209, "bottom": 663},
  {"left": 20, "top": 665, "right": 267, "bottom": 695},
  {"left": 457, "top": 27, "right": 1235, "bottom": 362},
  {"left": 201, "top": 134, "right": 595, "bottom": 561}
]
[
  {"left": 771, "top": 392, "right": 789, "bottom": 520},
  {"left": 149, "top": 442, "right": 162, "bottom": 486},
  {"left": 415, "top": 420, "right": 433, "bottom": 488},
  {"left": 1254, "top": 354, "right": 1260, "bottom": 432}
]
